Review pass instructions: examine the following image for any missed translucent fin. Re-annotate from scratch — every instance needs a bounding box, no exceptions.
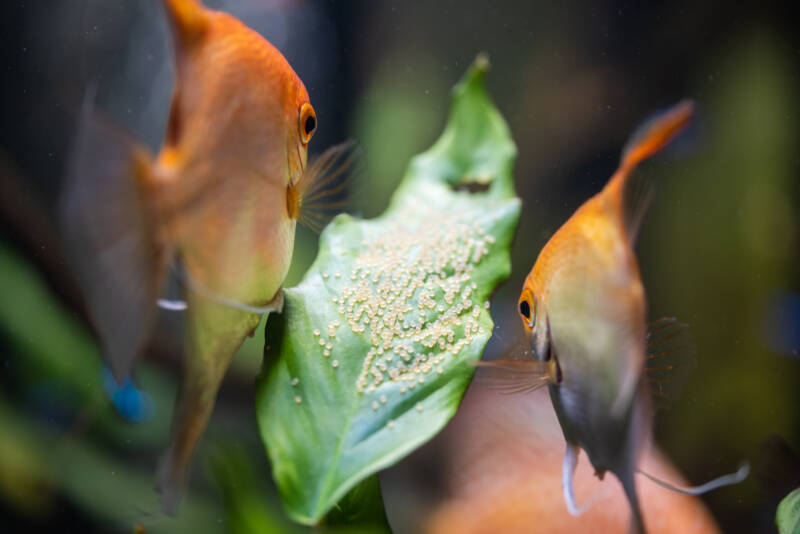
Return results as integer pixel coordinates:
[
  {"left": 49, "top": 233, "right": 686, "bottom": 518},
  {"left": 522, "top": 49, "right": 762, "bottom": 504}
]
[
  {"left": 604, "top": 100, "right": 695, "bottom": 244},
  {"left": 621, "top": 171, "right": 655, "bottom": 244},
  {"left": 291, "top": 141, "right": 359, "bottom": 233},
  {"left": 59, "top": 88, "right": 170, "bottom": 383},
  {"left": 637, "top": 463, "right": 750, "bottom": 496},
  {"left": 645, "top": 317, "right": 697, "bottom": 411},
  {"left": 471, "top": 358, "right": 551, "bottom": 395},
  {"left": 156, "top": 292, "right": 276, "bottom": 514}
]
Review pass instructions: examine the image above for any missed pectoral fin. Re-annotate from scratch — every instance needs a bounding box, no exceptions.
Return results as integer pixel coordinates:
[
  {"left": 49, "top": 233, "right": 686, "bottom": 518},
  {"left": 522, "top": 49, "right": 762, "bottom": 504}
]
[
  {"left": 471, "top": 358, "right": 551, "bottom": 394},
  {"left": 290, "top": 141, "right": 359, "bottom": 233}
]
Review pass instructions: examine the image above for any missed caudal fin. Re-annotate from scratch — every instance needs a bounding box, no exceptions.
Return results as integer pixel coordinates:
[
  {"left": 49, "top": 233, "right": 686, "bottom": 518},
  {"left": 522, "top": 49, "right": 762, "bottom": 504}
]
[
  {"left": 59, "top": 90, "right": 169, "bottom": 382},
  {"left": 605, "top": 100, "right": 695, "bottom": 244}
]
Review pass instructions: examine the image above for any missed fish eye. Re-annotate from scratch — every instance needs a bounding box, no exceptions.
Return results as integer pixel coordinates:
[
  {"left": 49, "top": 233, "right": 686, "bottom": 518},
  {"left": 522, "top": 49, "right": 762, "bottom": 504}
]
[
  {"left": 518, "top": 293, "right": 535, "bottom": 328},
  {"left": 299, "top": 103, "right": 316, "bottom": 144},
  {"left": 519, "top": 300, "right": 530, "bottom": 319}
]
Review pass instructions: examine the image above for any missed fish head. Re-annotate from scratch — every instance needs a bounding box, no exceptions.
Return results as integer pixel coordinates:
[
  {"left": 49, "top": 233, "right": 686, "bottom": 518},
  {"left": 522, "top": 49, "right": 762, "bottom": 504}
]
[
  {"left": 162, "top": 3, "right": 318, "bottom": 190},
  {"left": 286, "top": 85, "right": 316, "bottom": 189},
  {"left": 518, "top": 278, "right": 552, "bottom": 363},
  {"left": 519, "top": 266, "right": 566, "bottom": 385}
]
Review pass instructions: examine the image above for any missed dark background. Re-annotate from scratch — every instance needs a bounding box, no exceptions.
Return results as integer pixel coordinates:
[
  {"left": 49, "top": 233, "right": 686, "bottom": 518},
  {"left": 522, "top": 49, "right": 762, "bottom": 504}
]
[{"left": 1, "top": 1, "right": 798, "bottom": 533}]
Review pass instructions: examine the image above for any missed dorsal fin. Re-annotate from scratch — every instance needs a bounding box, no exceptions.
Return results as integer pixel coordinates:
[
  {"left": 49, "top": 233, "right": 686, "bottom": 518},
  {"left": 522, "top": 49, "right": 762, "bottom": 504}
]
[
  {"left": 162, "top": 0, "right": 208, "bottom": 51},
  {"left": 604, "top": 100, "right": 695, "bottom": 243},
  {"left": 59, "top": 88, "right": 170, "bottom": 383}
]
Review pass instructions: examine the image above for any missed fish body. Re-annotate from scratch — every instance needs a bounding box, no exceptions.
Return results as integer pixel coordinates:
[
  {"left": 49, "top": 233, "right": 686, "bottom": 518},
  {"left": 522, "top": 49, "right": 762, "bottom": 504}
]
[
  {"left": 60, "top": 0, "right": 346, "bottom": 512},
  {"left": 528, "top": 167, "right": 652, "bottom": 531},
  {"left": 154, "top": 1, "right": 311, "bottom": 305},
  {"left": 476, "top": 101, "right": 747, "bottom": 531},
  {"left": 486, "top": 101, "right": 695, "bottom": 533},
  {"left": 528, "top": 144, "right": 652, "bottom": 469}
]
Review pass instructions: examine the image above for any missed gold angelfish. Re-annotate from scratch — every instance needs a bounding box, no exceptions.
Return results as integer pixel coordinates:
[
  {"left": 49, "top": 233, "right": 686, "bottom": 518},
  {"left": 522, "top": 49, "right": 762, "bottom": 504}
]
[
  {"left": 60, "top": 0, "right": 352, "bottom": 512},
  {"left": 477, "top": 101, "right": 747, "bottom": 533}
]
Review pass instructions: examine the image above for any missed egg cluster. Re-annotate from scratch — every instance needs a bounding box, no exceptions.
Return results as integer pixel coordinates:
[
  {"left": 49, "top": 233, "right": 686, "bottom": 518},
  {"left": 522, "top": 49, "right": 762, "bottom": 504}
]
[{"left": 316, "top": 211, "right": 495, "bottom": 397}]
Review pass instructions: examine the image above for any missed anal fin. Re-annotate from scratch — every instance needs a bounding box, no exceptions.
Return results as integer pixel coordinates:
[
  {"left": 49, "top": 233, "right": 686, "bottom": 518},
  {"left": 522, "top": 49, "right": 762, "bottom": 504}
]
[{"left": 156, "top": 292, "right": 265, "bottom": 514}]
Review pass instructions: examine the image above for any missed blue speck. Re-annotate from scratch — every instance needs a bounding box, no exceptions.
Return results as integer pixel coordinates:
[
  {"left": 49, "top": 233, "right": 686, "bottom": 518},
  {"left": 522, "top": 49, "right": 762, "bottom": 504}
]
[{"left": 101, "top": 366, "right": 155, "bottom": 423}]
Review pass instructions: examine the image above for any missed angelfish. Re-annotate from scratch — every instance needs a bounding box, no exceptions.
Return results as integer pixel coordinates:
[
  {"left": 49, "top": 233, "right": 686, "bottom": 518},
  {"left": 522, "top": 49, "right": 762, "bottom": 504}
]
[
  {"left": 476, "top": 101, "right": 747, "bottom": 533},
  {"left": 60, "top": 0, "right": 352, "bottom": 512}
]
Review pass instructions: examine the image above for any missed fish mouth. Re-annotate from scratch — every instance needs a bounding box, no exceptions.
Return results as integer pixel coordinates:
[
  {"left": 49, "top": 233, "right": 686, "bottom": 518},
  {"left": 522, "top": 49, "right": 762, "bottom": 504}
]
[
  {"left": 291, "top": 142, "right": 306, "bottom": 186},
  {"left": 547, "top": 352, "right": 563, "bottom": 384},
  {"left": 532, "top": 315, "right": 551, "bottom": 362}
]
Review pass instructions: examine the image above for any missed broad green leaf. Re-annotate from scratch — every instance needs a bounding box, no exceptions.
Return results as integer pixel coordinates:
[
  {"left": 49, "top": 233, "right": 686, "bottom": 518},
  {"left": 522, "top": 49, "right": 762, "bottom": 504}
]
[
  {"left": 777, "top": 488, "right": 800, "bottom": 534},
  {"left": 255, "top": 55, "right": 521, "bottom": 525}
]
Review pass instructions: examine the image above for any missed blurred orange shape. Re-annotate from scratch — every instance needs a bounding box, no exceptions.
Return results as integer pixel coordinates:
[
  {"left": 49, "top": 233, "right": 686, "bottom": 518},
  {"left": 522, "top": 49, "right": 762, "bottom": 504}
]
[{"left": 424, "top": 386, "right": 719, "bottom": 534}]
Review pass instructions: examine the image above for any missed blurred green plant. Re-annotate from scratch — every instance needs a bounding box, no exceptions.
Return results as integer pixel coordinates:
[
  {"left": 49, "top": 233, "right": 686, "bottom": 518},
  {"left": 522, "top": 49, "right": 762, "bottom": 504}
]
[
  {"left": 255, "top": 55, "right": 521, "bottom": 526},
  {"left": 777, "top": 488, "right": 800, "bottom": 534},
  {"left": 0, "top": 242, "right": 224, "bottom": 533},
  {"left": 641, "top": 34, "right": 800, "bottom": 526}
]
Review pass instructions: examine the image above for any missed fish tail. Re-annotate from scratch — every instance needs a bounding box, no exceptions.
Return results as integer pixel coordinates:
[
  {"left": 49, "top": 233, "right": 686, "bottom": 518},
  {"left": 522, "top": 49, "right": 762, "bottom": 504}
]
[
  {"left": 605, "top": 100, "right": 695, "bottom": 242},
  {"left": 156, "top": 294, "right": 264, "bottom": 514},
  {"left": 620, "top": 469, "right": 647, "bottom": 534},
  {"left": 162, "top": 0, "right": 208, "bottom": 51},
  {"left": 60, "top": 88, "right": 171, "bottom": 383}
]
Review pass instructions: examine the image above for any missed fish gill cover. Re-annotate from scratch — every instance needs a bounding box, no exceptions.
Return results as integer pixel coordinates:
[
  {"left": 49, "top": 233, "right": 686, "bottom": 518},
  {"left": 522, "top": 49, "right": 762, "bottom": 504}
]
[{"left": 254, "top": 55, "right": 521, "bottom": 525}]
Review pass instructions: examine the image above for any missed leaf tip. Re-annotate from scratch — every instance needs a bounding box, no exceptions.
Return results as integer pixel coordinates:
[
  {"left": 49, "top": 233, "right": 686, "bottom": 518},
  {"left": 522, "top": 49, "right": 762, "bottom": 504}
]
[
  {"left": 452, "top": 53, "right": 491, "bottom": 97},
  {"left": 474, "top": 52, "right": 491, "bottom": 73}
]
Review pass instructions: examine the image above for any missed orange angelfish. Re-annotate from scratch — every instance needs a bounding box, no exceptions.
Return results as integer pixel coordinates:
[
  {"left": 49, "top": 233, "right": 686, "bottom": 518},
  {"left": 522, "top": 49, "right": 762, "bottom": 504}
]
[
  {"left": 477, "top": 101, "right": 747, "bottom": 533},
  {"left": 60, "top": 0, "right": 352, "bottom": 512}
]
